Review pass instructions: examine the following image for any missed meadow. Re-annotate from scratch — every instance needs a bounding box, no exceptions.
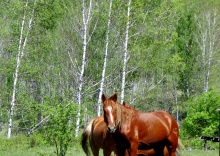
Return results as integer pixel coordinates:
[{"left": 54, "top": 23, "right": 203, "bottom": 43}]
[
  {"left": 0, "top": 146, "right": 218, "bottom": 156},
  {"left": 0, "top": 133, "right": 218, "bottom": 156}
]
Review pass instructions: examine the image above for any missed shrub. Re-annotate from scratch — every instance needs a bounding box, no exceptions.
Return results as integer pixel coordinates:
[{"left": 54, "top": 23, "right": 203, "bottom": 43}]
[
  {"left": 43, "top": 100, "right": 78, "bottom": 156},
  {"left": 181, "top": 89, "right": 220, "bottom": 149}
]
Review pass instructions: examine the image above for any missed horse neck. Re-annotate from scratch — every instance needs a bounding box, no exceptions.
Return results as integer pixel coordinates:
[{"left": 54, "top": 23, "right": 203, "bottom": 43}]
[
  {"left": 116, "top": 102, "right": 121, "bottom": 126},
  {"left": 116, "top": 103, "right": 134, "bottom": 127}
]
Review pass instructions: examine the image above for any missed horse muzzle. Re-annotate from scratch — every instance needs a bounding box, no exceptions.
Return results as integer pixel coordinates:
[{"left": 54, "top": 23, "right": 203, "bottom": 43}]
[{"left": 108, "top": 125, "right": 116, "bottom": 133}]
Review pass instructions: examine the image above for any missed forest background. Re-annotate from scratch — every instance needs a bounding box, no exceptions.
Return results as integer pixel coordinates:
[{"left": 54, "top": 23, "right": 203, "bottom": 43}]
[{"left": 0, "top": 0, "right": 220, "bottom": 154}]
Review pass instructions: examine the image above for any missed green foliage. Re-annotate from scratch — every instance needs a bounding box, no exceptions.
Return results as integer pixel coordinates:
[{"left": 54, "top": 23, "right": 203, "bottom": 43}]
[
  {"left": 0, "top": 1, "right": 220, "bottom": 150},
  {"left": 181, "top": 90, "right": 220, "bottom": 148},
  {"left": 0, "top": 134, "right": 30, "bottom": 150},
  {"left": 35, "top": 0, "right": 65, "bottom": 30},
  {"left": 28, "top": 132, "right": 48, "bottom": 148},
  {"left": 175, "top": 3, "right": 200, "bottom": 100},
  {"left": 43, "top": 101, "right": 78, "bottom": 156}
]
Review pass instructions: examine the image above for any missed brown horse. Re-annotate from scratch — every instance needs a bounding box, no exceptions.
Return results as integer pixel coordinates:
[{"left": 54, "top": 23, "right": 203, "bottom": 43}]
[
  {"left": 81, "top": 115, "right": 170, "bottom": 156},
  {"left": 81, "top": 101, "right": 128, "bottom": 156},
  {"left": 81, "top": 100, "right": 173, "bottom": 156},
  {"left": 102, "top": 93, "right": 179, "bottom": 156},
  {"left": 81, "top": 115, "right": 116, "bottom": 156}
]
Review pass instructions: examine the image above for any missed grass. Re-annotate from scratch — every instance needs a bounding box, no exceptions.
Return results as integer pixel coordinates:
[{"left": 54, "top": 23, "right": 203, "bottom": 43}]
[
  {"left": 0, "top": 132, "right": 85, "bottom": 156},
  {"left": 0, "top": 146, "right": 86, "bottom": 156},
  {"left": 181, "top": 149, "right": 218, "bottom": 156},
  {"left": 0, "top": 132, "right": 218, "bottom": 156},
  {"left": 0, "top": 146, "right": 218, "bottom": 156}
]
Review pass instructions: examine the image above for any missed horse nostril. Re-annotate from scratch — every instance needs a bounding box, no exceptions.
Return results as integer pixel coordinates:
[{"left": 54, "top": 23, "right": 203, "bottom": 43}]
[
  {"left": 108, "top": 126, "right": 112, "bottom": 132},
  {"left": 108, "top": 126, "right": 116, "bottom": 133}
]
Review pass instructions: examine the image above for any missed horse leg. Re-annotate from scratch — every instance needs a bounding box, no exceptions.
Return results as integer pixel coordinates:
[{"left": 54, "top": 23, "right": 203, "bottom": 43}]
[
  {"left": 169, "top": 148, "right": 177, "bottom": 156},
  {"left": 91, "top": 146, "right": 99, "bottom": 156},
  {"left": 168, "top": 150, "right": 176, "bottom": 156},
  {"left": 166, "top": 142, "right": 177, "bottom": 156},
  {"left": 163, "top": 146, "right": 169, "bottom": 156},
  {"left": 130, "top": 141, "right": 139, "bottom": 156},
  {"left": 167, "top": 137, "right": 178, "bottom": 156}
]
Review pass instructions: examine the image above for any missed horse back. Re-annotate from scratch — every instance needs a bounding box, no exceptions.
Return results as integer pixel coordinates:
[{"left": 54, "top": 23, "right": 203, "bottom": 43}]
[{"left": 135, "top": 111, "right": 179, "bottom": 143}]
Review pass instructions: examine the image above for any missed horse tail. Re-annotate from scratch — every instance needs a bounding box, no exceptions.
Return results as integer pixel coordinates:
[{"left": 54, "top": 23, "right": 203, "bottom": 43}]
[
  {"left": 178, "top": 138, "right": 185, "bottom": 149},
  {"left": 81, "top": 119, "right": 94, "bottom": 156},
  {"left": 176, "top": 138, "right": 185, "bottom": 156}
]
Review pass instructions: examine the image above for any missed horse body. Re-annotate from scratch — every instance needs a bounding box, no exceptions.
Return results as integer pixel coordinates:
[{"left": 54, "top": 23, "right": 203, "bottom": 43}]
[
  {"left": 81, "top": 116, "right": 116, "bottom": 156},
  {"left": 90, "top": 116, "right": 116, "bottom": 156},
  {"left": 81, "top": 115, "right": 169, "bottom": 156},
  {"left": 102, "top": 93, "right": 179, "bottom": 156}
]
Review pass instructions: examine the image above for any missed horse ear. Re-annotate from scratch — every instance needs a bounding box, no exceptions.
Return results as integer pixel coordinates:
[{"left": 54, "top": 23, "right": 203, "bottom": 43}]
[
  {"left": 122, "top": 101, "right": 126, "bottom": 106},
  {"left": 110, "top": 93, "right": 117, "bottom": 102},
  {"left": 101, "top": 94, "right": 106, "bottom": 102}
]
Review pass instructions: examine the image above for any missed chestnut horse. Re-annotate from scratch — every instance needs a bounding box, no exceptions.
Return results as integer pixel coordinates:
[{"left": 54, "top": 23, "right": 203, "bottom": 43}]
[
  {"left": 102, "top": 93, "right": 179, "bottom": 156},
  {"left": 81, "top": 102, "right": 173, "bottom": 156},
  {"left": 81, "top": 115, "right": 116, "bottom": 156},
  {"left": 81, "top": 115, "right": 170, "bottom": 156}
]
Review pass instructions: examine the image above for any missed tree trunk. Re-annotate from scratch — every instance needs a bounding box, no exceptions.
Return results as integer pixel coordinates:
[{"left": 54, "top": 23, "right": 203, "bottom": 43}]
[
  {"left": 172, "top": 77, "right": 179, "bottom": 125},
  {"left": 204, "top": 10, "right": 217, "bottom": 92},
  {"left": 121, "top": 0, "right": 131, "bottom": 104},
  {"left": 97, "top": 0, "right": 112, "bottom": 116},
  {"left": 75, "top": 0, "right": 92, "bottom": 137},
  {"left": 7, "top": 0, "right": 35, "bottom": 138},
  {"left": 195, "top": 9, "right": 219, "bottom": 93}
]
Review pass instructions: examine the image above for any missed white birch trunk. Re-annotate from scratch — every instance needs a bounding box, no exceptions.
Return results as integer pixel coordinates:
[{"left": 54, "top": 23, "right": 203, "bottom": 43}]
[
  {"left": 204, "top": 10, "right": 216, "bottom": 92},
  {"left": 195, "top": 10, "right": 219, "bottom": 93},
  {"left": 7, "top": 0, "right": 35, "bottom": 138},
  {"left": 121, "top": 0, "right": 131, "bottom": 104},
  {"left": 172, "top": 77, "right": 179, "bottom": 125},
  {"left": 97, "top": 0, "right": 112, "bottom": 116},
  {"left": 75, "top": 0, "right": 92, "bottom": 137}
]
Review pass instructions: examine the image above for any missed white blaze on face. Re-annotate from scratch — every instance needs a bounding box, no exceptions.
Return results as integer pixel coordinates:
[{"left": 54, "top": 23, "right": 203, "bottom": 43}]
[{"left": 107, "top": 106, "right": 114, "bottom": 125}]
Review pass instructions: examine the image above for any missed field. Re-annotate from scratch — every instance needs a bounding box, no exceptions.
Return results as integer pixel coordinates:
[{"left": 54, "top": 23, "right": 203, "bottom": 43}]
[
  {"left": 0, "top": 133, "right": 218, "bottom": 156},
  {"left": 0, "top": 145, "right": 85, "bottom": 156},
  {"left": 0, "top": 146, "right": 218, "bottom": 156},
  {"left": 181, "top": 149, "right": 218, "bottom": 156}
]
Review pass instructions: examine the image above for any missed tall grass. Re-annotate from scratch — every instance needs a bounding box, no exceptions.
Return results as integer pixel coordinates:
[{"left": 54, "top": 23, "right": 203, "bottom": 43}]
[
  {"left": 0, "top": 132, "right": 218, "bottom": 156},
  {"left": 0, "top": 147, "right": 218, "bottom": 156},
  {"left": 0, "top": 132, "right": 84, "bottom": 156}
]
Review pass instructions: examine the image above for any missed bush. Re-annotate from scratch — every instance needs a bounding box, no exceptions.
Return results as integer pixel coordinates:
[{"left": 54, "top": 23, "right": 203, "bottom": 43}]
[
  {"left": 181, "top": 89, "right": 220, "bottom": 149},
  {"left": 28, "top": 132, "right": 48, "bottom": 147},
  {"left": 43, "top": 100, "right": 78, "bottom": 156}
]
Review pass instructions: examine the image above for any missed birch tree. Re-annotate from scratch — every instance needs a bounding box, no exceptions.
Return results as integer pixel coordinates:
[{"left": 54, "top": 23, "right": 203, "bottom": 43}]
[
  {"left": 195, "top": 9, "right": 220, "bottom": 92},
  {"left": 7, "top": 0, "right": 36, "bottom": 138},
  {"left": 97, "top": 0, "right": 113, "bottom": 116},
  {"left": 75, "top": 0, "right": 93, "bottom": 137},
  {"left": 175, "top": 6, "right": 197, "bottom": 100},
  {"left": 120, "top": 0, "right": 131, "bottom": 104}
]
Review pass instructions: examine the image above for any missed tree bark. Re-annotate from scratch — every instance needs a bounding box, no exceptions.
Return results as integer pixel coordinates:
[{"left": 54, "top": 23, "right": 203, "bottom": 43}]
[
  {"left": 121, "top": 0, "right": 131, "bottom": 104},
  {"left": 75, "top": 0, "right": 93, "bottom": 137},
  {"left": 7, "top": 0, "right": 36, "bottom": 138},
  {"left": 195, "top": 9, "right": 220, "bottom": 93},
  {"left": 97, "top": 0, "right": 112, "bottom": 116}
]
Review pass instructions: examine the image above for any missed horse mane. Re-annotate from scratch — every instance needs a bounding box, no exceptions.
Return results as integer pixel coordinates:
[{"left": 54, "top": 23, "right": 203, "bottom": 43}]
[{"left": 116, "top": 102, "right": 134, "bottom": 128}]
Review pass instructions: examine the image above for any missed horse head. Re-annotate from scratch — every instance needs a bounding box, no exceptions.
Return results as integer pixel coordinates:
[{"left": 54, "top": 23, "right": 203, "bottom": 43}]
[{"left": 102, "top": 93, "right": 118, "bottom": 133}]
